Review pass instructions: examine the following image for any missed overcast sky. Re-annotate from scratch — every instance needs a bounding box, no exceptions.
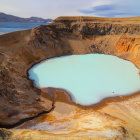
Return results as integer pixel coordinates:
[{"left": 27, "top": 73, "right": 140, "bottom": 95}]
[{"left": 0, "top": 0, "right": 140, "bottom": 19}]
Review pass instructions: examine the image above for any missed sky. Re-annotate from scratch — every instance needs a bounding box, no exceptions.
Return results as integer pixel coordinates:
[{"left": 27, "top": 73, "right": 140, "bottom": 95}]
[{"left": 0, "top": 0, "right": 140, "bottom": 19}]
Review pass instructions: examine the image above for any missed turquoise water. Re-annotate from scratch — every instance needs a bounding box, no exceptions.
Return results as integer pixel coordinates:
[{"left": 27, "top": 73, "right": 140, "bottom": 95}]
[
  {"left": 0, "top": 22, "right": 47, "bottom": 34},
  {"left": 28, "top": 54, "right": 140, "bottom": 106}
]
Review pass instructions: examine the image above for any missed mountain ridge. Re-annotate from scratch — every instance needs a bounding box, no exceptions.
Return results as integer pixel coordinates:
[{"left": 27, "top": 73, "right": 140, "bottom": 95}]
[{"left": 0, "top": 12, "right": 52, "bottom": 23}]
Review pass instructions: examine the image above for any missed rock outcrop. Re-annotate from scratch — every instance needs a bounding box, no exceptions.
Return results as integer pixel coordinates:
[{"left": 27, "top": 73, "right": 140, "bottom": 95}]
[{"left": 0, "top": 16, "right": 140, "bottom": 139}]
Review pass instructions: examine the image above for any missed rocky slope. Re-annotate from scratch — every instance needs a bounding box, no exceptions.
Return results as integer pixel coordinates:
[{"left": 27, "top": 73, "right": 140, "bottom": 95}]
[{"left": 0, "top": 16, "right": 140, "bottom": 139}]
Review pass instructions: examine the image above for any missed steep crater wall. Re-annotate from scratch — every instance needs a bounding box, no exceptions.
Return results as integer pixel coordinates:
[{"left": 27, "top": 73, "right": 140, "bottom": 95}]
[{"left": 0, "top": 16, "right": 140, "bottom": 127}]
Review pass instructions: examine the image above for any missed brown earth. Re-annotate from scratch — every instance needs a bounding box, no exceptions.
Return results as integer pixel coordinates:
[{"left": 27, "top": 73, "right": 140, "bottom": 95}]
[{"left": 0, "top": 16, "right": 140, "bottom": 139}]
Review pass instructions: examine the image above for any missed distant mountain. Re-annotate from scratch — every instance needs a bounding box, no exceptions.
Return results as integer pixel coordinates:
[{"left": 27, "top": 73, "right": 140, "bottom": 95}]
[{"left": 0, "top": 12, "right": 52, "bottom": 23}]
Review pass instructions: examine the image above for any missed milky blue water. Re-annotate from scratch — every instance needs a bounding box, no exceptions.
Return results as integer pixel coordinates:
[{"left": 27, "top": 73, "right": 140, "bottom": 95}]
[
  {"left": 28, "top": 54, "right": 140, "bottom": 106},
  {"left": 0, "top": 22, "right": 47, "bottom": 34}
]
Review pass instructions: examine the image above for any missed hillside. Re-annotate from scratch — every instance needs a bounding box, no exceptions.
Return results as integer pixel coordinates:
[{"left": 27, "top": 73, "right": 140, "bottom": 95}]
[{"left": 0, "top": 12, "right": 52, "bottom": 23}]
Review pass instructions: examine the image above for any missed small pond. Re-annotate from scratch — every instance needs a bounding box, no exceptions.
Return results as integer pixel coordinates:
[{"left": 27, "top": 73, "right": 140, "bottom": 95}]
[{"left": 28, "top": 54, "right": 140, "bottom": 106}]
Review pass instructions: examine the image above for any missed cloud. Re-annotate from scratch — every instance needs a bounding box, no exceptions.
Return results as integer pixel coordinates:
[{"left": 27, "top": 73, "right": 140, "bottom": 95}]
[
  {"left": 79, "top": 5, "right": 115, "bottom": 14},
  {"left": 0, "top": 0, "right": 140, "bottom": 18},
  {"left": 79, "top": 5, "right": 133, "bottom": 17},
  {"left": 79, "top": 0, "right": 140, "bottom": 17},
  {"left": 0, "top": 0, "right": 95, "bottom": 18}
]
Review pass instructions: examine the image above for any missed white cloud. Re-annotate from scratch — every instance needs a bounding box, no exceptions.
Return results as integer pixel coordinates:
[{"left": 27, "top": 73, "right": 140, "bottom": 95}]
[
  {"left": 79, "top": 0, "right": 140, "bottom": 17},
  {"left": 0, "top": 0, "right": 95, "bottom": 18},
  {"left": 0, "top": 0, "right": 140, "bottom": 18}
]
